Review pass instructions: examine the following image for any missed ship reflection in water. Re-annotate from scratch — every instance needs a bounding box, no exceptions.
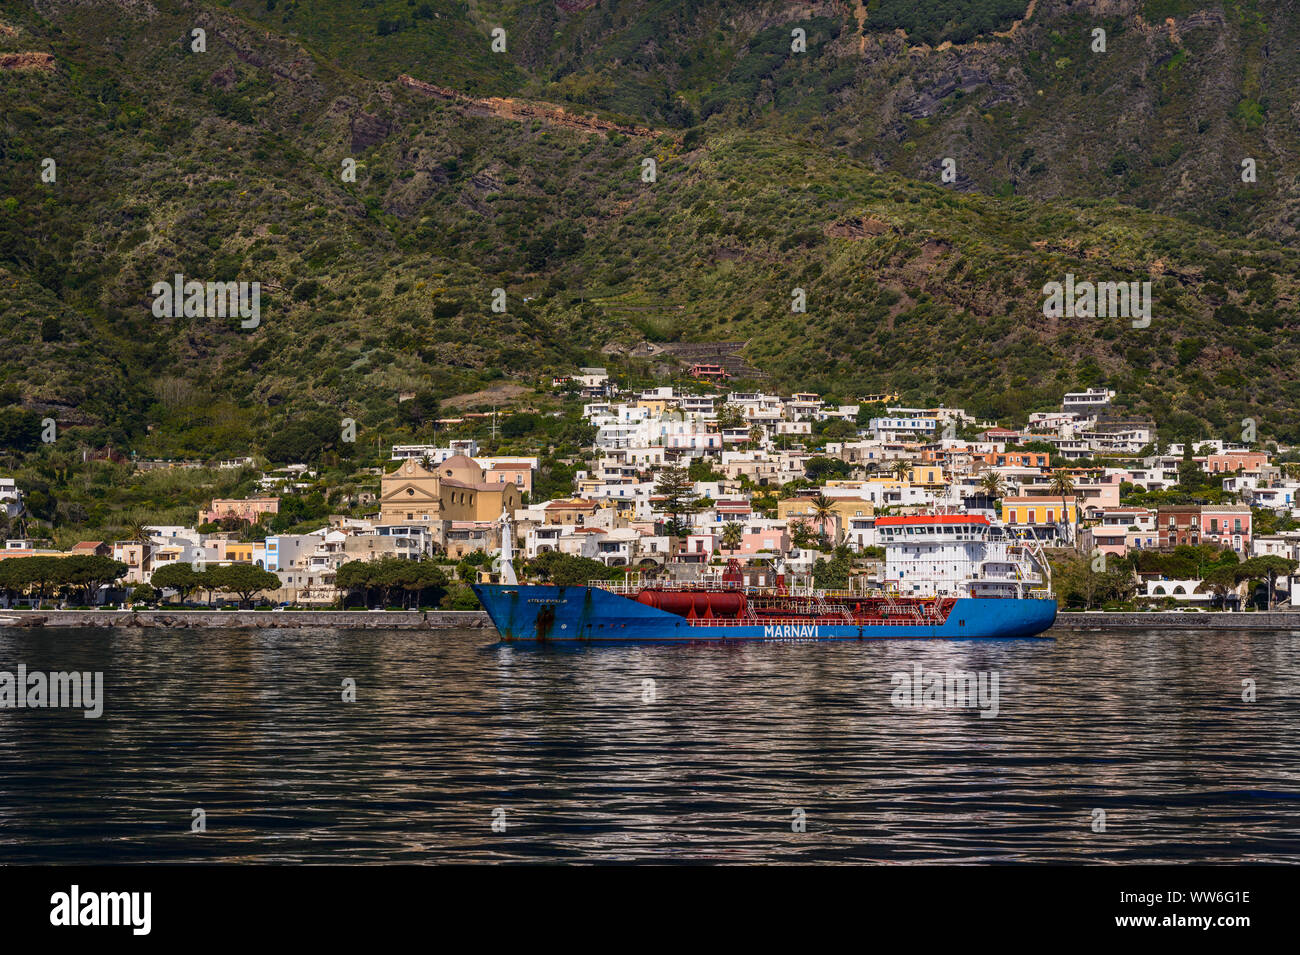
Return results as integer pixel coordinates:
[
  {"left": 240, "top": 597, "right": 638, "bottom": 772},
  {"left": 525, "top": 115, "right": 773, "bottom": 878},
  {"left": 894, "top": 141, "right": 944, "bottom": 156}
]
[{"left": 0, "top": 626, "right": 1297, "bottom": 863}]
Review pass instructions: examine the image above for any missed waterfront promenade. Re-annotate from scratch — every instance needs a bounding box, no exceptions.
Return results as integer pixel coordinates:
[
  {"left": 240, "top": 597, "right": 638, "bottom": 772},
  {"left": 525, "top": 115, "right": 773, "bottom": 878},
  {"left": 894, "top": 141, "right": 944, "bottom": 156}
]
[
  {"left": 0, "top": 609, "right": 491, "bottom": 629},
  {"left": 1050, "top": 611, "right": 1300, "bottom": 631}
]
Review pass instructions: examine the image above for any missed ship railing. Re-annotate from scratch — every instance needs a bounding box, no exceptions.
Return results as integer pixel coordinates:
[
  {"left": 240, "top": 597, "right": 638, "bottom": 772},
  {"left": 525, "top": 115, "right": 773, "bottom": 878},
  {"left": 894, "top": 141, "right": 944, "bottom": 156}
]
[
  {"left": 589, "top": 578, "right": 642, "bottom": 595},
  {"left": 687, "top": 615, "right": 937, "bottom": 628},
  {"left": 969, "top": 572, "right": 1042, "bottom": 583},
  {"left": 589, "top": 579, "right": 1013, "bottom": 603}
]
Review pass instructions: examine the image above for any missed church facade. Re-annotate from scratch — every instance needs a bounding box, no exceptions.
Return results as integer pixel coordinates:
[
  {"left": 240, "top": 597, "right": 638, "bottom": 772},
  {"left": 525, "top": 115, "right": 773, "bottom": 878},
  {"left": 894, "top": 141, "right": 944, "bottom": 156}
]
[{"left": 379, "top": 454, "right": 522, "bottom": 528}]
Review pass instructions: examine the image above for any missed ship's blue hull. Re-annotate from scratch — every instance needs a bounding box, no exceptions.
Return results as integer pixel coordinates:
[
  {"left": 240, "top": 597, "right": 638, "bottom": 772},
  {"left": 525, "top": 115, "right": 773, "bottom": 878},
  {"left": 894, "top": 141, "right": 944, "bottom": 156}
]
[{"left": 472, "top": 584, "right": 1057, "bottom": 643}]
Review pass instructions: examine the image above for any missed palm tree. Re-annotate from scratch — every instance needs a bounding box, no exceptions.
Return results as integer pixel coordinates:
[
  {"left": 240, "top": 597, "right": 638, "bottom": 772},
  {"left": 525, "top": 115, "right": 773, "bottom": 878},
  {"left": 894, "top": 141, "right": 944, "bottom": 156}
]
[
  {"left": 891, "top": 459, "right": 911, "bottom": 482},
  {"left": 123, "top": 520, "right": 154, "bottom": 587},
  {"left": 810, "top": 492, "right": 837, "bottom": 547},
  {"left": 721, "top": 521, "right": 744, "bottom": 555},
  {"left": 978, "top": 471, "right": 1006, "bottom": 505},
  {"left": 1048, "top": 472, "right": 1076, "bottom": 547}
]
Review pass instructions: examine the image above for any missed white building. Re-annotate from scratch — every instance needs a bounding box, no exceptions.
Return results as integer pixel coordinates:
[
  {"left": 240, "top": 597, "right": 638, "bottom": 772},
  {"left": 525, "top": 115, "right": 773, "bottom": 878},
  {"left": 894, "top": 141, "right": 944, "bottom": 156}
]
[
  {"left": 1145, "top": 579, "right": 1213, "bottom": 605},
  {"left": 726, "top": 392, "right": 784, "bottom": 422},
  {"left": 392, "top": 439, "right": 479, "bottom": 462},
  {"left": 0, "top": 477, "right": 22, "bottom": 518},
  {"left": 1242, "top": 484, "right": 1300, "bottom": 513},
  {"left": 1062, "top": 389, "right": 1114, "bottom": 414},
  {"left": 784, "top": 393, "right": 822, "bottom": 420},
  {"left": 869, "top": 417, "right": 937, "bottom": 441}
]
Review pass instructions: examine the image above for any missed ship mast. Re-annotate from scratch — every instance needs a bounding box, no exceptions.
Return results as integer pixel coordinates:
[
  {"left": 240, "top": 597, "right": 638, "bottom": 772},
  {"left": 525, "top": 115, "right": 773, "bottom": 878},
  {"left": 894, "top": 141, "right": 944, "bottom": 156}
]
[{"left": 497, "top": 507, "right": 518, "bottom": 586}]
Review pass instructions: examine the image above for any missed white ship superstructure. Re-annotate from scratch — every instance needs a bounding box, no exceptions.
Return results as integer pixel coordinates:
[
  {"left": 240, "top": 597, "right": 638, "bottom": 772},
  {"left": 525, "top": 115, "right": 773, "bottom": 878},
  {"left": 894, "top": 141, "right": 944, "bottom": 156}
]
[{"left": 879, "top": 515, "right": 1048, "bottom": 599}]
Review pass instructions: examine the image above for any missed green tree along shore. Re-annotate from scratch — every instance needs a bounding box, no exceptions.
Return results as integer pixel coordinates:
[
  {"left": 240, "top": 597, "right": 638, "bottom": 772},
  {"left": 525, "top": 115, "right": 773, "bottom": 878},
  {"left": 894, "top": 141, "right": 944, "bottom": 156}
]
[
  {"left": 335, "top": 558, "right": 449, "bottom": 609},
  {"left": 0, "top": 555, "right": 283, "bottom": 609},
  {"left": 0, "top": 555, "right": 126, "bottom": 606},
  {"left": 0, "top": 547, "right": 637, "bottom": 610},
  {"left": 1049, "top": 545, "right": 1298, "bottom": 611}
]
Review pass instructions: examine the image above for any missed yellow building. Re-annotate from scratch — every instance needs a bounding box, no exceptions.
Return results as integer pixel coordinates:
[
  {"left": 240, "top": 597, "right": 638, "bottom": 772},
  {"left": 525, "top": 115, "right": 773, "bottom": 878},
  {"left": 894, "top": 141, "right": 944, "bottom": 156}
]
[
  {"left": 1001, "top": 495, "right": 1079, "bottom": 527},
  {"left": 223, "top": 543, "right": 257, "bottom": 564},
  {"left": 862, "top": 476, "right": 910, "bottom": 489},
  {"left": 380, "top": 455, "right": 521, "bottom": 525},
  {"left": 777, "top": 495, "right": 874, "bottom": 539},
  {"left": 543, "top": 499, "right": 600, "bottom": 526},
  {"left": 908, "top": 465, "right": 944, "bottom": 488}
]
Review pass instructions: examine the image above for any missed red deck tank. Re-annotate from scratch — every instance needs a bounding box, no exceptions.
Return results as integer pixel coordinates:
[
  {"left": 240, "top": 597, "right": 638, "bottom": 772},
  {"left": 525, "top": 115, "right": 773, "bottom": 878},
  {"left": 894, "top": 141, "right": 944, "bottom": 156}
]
[{"left": 636, "top": 589, "right": 747, "bottom": 619}]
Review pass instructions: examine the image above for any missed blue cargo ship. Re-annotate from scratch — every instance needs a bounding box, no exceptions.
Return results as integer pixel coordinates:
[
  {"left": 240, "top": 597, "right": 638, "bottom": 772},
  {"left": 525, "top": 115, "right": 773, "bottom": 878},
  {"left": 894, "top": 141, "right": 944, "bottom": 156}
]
[
  {"left": 474, "top": 514, "right": 1056, "bottom": 643},
  {"left": 472, "top": 581, "right": 1057, "bottom": 643}
]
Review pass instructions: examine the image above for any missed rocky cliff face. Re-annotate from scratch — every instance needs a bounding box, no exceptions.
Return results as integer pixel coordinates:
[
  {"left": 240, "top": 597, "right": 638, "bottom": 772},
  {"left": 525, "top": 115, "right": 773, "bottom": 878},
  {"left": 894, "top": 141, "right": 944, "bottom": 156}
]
[{"left": 479, "top": 0, "right": 1297, "bottom": 240}]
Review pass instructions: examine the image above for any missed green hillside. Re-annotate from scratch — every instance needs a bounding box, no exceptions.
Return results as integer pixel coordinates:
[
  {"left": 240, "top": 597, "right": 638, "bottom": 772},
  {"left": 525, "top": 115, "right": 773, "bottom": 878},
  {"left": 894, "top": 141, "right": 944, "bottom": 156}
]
[{"left": 1, "top": 0, "right": 1298, "bottom": 480}]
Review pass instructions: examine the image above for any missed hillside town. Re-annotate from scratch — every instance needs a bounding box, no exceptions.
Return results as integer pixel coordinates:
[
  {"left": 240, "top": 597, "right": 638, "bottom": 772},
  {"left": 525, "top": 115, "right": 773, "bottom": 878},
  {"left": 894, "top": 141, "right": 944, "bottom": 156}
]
[{"left": 2, "top": 375, "right": 1298, "bottom": 611}]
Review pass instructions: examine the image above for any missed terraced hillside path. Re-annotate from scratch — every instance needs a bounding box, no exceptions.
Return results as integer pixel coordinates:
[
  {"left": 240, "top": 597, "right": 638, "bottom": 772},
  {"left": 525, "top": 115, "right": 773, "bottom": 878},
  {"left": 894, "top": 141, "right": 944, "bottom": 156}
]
[
  {"left": 850, "top": 0, "right": 1037, "bottom": 53},
  {"left": 993, "top": 0, "right": 1037, "bottom": 38},
  {"left": 851, "top": 0, "right": 867, "bottom": 53},
  {"left": 398, "top": 74, "right": 672, "bottom": 140},
  {"left": 0, "top": 51, "right": 55, "bottom": 71}
]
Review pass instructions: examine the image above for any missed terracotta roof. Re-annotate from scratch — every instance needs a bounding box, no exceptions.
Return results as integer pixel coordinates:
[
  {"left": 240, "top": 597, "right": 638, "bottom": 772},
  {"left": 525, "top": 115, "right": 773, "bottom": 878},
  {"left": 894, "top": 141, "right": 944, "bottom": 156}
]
[
  {"left": 439, "top": 452, "right": 478, "bottom": 466},
  {"left": 440, "top": 477, "right": 516, "bottom": 492}
]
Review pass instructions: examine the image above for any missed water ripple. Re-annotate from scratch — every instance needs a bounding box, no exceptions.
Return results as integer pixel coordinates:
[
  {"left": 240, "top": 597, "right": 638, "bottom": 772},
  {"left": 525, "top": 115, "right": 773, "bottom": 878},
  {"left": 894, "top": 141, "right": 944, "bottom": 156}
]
[{"left": 0, "top": 626, "right": 1297, "bottom": 863}]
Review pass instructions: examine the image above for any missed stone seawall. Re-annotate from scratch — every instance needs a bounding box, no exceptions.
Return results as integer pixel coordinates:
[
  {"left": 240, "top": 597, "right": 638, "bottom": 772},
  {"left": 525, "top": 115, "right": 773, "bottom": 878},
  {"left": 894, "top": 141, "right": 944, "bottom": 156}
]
[
  {"left": 6, "top": 609, "right": 1298, "bottom": 633},
  {"left": 1052, "top": 612, "right": 1300, "bottom": 631},
  {"left": 0, "top": 609, "right": 492, "bottom": 630}
]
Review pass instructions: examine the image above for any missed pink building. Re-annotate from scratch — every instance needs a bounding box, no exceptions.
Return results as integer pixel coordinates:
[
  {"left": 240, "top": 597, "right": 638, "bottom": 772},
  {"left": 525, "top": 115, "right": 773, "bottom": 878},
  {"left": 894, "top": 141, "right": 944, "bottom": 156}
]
[
  {"left": 1205, "top": 452, "right": 1268, "bottom": 474},
  {"left": 483, "top": 462, "right": 533, "bottom": 495},
  {"left": 1200, "top": 505, "right": 1252, "bottom": 553},
  {"left": 1084, "top": 526, "right": 1128, "bottom": 558},
  {"left": 679, "top": 533, "right": 718, "bottom": 563},
  {"left": 200, "top": 497, "right": 280, "bottom": 525},
  {"left": 737, "top": 524, "right": 790, "bottom": 557}
]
